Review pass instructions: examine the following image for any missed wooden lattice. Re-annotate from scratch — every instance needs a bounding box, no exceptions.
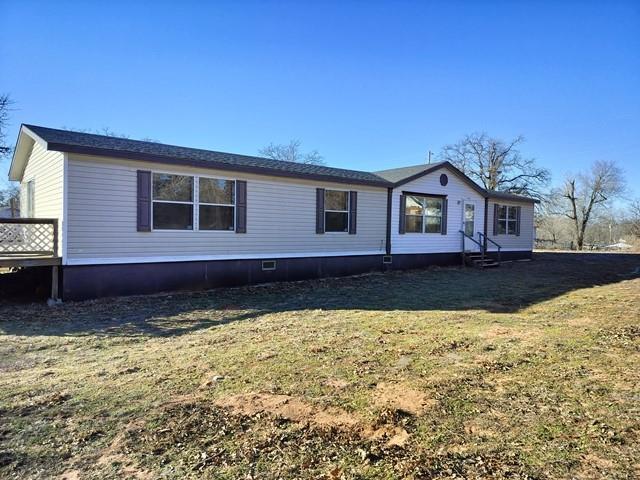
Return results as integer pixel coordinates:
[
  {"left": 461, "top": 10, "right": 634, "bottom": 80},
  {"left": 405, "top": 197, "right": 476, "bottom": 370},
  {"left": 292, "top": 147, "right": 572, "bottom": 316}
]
[{"left": 0, "top": 220, "right": 57, "bottom": 256}]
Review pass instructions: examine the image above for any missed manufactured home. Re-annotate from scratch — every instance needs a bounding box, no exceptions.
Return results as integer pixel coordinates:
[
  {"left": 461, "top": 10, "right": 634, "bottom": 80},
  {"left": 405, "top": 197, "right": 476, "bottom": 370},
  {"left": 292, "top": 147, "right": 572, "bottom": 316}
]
[{"left": 2, "top": 125, "right": 537, "bottom": 301}]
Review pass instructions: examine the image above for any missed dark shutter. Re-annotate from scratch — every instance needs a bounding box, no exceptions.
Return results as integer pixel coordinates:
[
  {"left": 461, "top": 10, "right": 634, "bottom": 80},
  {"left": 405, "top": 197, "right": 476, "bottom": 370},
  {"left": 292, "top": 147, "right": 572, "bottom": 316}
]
[
  {"left": 493, "top": 203, "right": 499, "bottom": 236},
  {"left": 515, "top": 206, "right": 521, "bottom": 236},
  {"left": 137, "top": 170, "right": 151, "bottom": 232},
  {"left": 235, "top": 180, "right": 247, "bottom": 233},
  {"left": 398, "top": 194, "right": 406, "bottom": 234},
  {"left": 441, "top": 198, "right": 448, "bottom": 235},
  {"left": 348, "top": 191, "right": 357, "bottom": 234},
  {"left": 316, "top": 188, "right": 325, "bottom": 234}
]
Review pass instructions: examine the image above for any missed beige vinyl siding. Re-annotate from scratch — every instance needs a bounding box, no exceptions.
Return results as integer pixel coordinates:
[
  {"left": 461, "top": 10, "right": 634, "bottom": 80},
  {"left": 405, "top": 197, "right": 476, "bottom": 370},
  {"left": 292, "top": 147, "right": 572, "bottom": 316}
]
[
  {"left": 390, "top": 166, "right": 486, "bottom": 254},
  {"left": 20, "top": 142, "right": 64, "bottom": 253},
  {"left": 65, "top": 155, "right": 387, "bottom": 263},
  {"left": 487, "top": 200, "right": 535, "bottom": 251}
]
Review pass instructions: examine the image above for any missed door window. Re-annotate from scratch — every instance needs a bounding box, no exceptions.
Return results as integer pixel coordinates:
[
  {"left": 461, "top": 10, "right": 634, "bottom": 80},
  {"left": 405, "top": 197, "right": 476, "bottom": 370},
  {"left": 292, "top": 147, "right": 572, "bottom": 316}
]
[{"left": 464, "top": 203, "right": 475, "bottom": 236}]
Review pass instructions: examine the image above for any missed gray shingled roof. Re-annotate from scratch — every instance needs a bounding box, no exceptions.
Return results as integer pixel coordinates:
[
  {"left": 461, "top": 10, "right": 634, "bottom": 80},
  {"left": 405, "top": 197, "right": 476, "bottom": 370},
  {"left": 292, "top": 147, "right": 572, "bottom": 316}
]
[
  {"left": 485, "top": 190, "right": 539, "bottom": 203},
  {"left": 22, "top": 125, "right": 538, "bottom": 203},
  {"left": 375, "top": 162, "right": 446, "bottom": 183},
  {"left": 24, "top": 124, "right": 391, "bottom": 187},
  {"left": 376, "top": 162, "right": 538, "bottom": 202}
]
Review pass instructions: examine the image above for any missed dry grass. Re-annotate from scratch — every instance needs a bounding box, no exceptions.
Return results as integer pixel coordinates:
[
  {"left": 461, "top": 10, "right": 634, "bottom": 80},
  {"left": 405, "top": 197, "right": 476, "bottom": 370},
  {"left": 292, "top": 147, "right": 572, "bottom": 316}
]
[{"left": 0, "top": 252, "right": 639, "bottom": 479}]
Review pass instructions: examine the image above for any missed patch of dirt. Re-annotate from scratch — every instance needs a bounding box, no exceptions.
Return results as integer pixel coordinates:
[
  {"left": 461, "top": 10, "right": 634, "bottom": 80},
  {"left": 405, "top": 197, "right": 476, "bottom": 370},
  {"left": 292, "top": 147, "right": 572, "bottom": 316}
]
[
  {"left": 372, "top": 383, "right": 435, "bottom": 416},
  {"left": 573, "top": 454, "right": 617, "bottom": 479},
  {"left": 214, "top": 393, "right": 292, "bottom": 419},
  {"left": 58, "top": 470, "right": 81, "bottom": 480},
  {"left": 366, "top": 425, "right": 411, "bottom": 447},
  {"left": 216, "top": 392, "right": 409, "bottom": 447},
  {"left": 216, "top": 393, "right": 353, "bottom": 429},
  {"left": 323, "top": 378, "right": 350, "bottom": 390},
  {"left": 199, "top": 372, "right": 225, "bottom": 388},
  {"left": 96, "top": 420, "right": 152, "bottom": 479}
]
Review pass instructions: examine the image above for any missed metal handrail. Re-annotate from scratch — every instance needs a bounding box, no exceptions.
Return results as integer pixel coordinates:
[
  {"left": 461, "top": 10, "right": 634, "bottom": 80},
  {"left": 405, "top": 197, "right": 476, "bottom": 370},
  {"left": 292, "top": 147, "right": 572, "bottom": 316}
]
[
  {"left": 459, "top": 230, "right": 484, "bottom": 266},
  {"left": 460, "top": 230, "right": 483, "bottom": 249},
  {"left": 478, "top": 232, "right": 501, "bottom": 264}
]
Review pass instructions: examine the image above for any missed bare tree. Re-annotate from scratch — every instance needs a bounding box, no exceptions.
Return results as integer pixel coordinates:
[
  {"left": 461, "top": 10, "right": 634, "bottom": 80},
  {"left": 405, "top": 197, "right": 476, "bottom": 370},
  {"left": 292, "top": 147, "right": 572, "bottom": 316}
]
[
  {"left": 628, "top": 199, "right": 640, "bottom": 238},
  {"left": 0, "top": 184, "right": 19, "bottom": 217},
  {"left": 61, "top": 127, "right": 163, "bottom": 143},
  {"left": 0, "top": 94, "right": 13, "bottom": 158},
  {"left": 0, "top": 94, "right": 20, "bottom": 216},
  {"left": 557, "top": 160, "right": 625, "bottom": 250},
  {"left": 61, "top": 126, "right": 131, "bottom": 139},
  {"left": 259, "top": 140, "right": 324, "bottom": 165},
  {"left": 439, "top": 133, "right": 550, "bottom": 197}
]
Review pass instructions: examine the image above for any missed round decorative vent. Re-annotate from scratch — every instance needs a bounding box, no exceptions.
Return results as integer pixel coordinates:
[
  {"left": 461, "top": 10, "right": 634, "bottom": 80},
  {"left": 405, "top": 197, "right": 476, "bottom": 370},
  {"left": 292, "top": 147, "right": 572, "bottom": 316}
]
[{"left": 440, "top": 173, "right": 448, "bottom": 186}]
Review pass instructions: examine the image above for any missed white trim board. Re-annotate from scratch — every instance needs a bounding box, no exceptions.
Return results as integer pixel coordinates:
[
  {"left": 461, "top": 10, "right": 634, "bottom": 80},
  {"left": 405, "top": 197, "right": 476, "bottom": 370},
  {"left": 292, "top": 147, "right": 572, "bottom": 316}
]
[
  {"left": 64, "top": 248, "right": 531, "bottom": 266},
  {"left": 485, "top": 248, "right": 530, "bottom": 252},
  {"left": 65, "top": 250, "right": 386, "bottom": 266},
  {"left": 62, "top": 153, "right": 69, "bottom": 263}
]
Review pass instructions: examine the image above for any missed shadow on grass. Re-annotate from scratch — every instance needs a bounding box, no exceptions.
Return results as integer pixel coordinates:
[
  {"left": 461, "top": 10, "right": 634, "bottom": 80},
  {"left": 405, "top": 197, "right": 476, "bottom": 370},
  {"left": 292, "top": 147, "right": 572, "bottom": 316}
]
[{"left": 1, "top": 252, "right": 638, "bottom": 338}]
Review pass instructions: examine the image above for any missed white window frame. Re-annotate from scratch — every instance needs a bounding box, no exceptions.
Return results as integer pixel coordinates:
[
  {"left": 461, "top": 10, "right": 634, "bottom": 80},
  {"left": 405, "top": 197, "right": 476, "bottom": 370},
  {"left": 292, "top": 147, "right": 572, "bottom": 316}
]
[
  {"left": 324, "top": 188, "right": 350, "bottom": 233},
  {"left": 150, "top": 171, "right": 238, "bottom": 232},
  {"left": 151, "top": 172, "right": 195, "bottom": 231},
  {"left": 497, "top": 205, "right": 518, "bottom": 235},
  {"left": 405, "top": 194, "right": 444, "bottom": 234},
  {"left": 197, "top": 175, "right": 236, "bottom": 232},
  {"left": 463, "top": 202, "right": 475, "bottom": 237},
  {"left": 26, "top": 179, "right": 35, "bottom": 218}
]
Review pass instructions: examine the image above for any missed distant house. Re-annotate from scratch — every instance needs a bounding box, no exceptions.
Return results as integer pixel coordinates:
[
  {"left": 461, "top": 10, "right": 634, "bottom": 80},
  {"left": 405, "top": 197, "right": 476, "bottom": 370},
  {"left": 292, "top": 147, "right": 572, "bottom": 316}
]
[
  {"left": 0, "top": 206, "right": 18, "bottom": 218},
  {"left": 606, "top": 240, "right": 633, "bottom": 250},
  {"left": 6, "top": 124, "right": 537, "bottom": 300}
]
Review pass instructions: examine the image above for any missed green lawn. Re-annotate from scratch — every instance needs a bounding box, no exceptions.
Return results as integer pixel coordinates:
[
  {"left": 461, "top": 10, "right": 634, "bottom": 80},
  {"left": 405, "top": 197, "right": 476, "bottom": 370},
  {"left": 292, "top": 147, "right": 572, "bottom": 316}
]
[{"left": 1, "top": 252, "right": 639, "bottom": 479}]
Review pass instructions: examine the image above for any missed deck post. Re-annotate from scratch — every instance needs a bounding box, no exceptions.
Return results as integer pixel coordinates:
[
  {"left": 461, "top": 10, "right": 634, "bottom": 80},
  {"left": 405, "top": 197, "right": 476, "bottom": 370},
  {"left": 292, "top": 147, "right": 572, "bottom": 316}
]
[{"left": 51, "top": 266, "right": 60, "bottom": 301}]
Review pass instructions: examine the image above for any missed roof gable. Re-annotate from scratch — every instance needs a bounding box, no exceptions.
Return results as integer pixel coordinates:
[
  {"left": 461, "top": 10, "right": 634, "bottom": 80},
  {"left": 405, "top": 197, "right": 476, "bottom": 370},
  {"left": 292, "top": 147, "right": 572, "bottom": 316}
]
[
  {"left": 375, "top": 162, "right": 538, "bottom": 203},
  {"left": 8, "top": 125, "right": 43, "bottom": 181},
  {"left": 375, "top": 161, "right": 488, "bottom": 196}
]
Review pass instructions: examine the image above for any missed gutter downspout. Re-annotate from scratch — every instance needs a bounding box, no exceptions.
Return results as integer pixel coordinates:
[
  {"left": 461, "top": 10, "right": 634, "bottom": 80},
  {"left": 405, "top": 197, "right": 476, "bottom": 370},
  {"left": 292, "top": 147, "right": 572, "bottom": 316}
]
[
  {"left": 483, "top": 197, "right": 489, "bottom": 252},
  {"left": 385, "top": 187, "right": 392, "bottom": 255}
]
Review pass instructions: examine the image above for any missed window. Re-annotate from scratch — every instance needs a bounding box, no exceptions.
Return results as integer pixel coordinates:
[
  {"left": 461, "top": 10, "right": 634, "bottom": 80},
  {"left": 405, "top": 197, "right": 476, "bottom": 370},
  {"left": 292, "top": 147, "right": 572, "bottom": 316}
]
[
  {"left": 151, "top": 173, "right": 238, "bottom": 231},
  {"left": 405, "top": 195, "right": 443, "bottom": 233},
  {"left": 152, "top": 173, "right": 194, "bottom": 230},
  {"left": 324, "top": 190, "right": 349, "bottom": 232},
  {"left": 26, "top": 180, "right": 35, "bottom": 218},
  {"left": 199, "top": 178, "right": 235, "bottom": 231},
  {"left": 497, "top": 205, "right": 518, "bottom": 235}
]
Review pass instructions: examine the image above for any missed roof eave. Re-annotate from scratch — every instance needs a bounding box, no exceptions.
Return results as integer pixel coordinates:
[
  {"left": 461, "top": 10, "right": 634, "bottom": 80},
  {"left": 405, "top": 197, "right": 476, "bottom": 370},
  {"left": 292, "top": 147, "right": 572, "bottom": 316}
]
[
  {"left": 48, "top": 143, "right": 393, "bottom": 188},
  {"left": 8, "top": 125, "right": 46, "bottom": 181},
  {"left": 487, "top": 194, "right": 540, "bottom": 204}
]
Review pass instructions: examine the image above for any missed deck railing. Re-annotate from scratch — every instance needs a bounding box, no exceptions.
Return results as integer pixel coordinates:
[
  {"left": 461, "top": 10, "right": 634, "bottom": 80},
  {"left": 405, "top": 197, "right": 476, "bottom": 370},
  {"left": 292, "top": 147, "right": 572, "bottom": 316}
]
[{"left": 0, "top": 218, "right": 58, "bottom": 257}]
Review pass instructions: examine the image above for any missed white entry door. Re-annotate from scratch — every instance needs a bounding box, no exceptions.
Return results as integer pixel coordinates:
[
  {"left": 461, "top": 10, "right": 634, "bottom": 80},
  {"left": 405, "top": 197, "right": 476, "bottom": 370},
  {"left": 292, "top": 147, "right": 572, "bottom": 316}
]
[{"left": 462, "top": 201, "right": 478, "bottom": 251}]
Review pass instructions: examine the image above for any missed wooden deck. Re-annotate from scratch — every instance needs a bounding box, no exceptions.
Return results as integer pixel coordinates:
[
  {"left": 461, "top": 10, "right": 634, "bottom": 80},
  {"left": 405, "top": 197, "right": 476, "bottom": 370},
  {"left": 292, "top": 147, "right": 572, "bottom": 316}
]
[
  {"left": 0, "top": 255, "right": 61, "bottom": 268},
  {"left": 1, "top": 218, "right": 61, "bottom": 299}
]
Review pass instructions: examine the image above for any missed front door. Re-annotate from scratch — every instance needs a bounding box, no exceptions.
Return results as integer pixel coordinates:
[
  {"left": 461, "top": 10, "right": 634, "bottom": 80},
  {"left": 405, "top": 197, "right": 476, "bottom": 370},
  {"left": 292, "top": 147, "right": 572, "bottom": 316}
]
[{"left": 462, "top": 201, "right": 478, "bottom": 251}]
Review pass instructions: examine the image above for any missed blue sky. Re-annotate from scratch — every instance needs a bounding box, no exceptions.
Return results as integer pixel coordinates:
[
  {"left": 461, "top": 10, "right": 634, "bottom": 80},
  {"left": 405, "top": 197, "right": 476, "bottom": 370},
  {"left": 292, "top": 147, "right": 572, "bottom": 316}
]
[{"left": 1, "top": 0, "right": 639, "bottom": 197}]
